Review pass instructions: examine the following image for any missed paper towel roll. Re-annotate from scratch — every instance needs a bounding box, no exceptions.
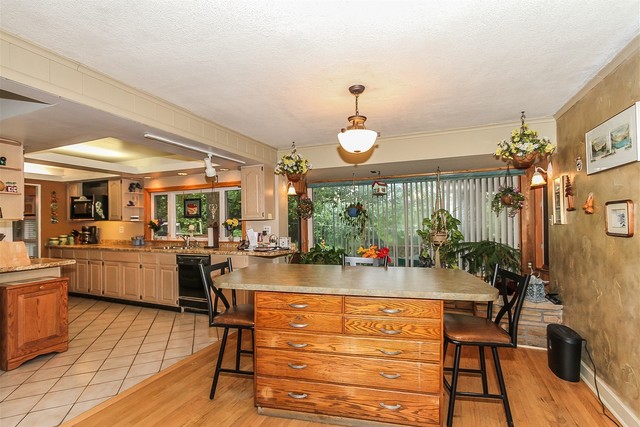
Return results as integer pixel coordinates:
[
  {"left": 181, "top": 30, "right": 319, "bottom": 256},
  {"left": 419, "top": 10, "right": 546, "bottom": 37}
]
[{"left": 208, "top": 227, "right": 214, "bottom": 247}]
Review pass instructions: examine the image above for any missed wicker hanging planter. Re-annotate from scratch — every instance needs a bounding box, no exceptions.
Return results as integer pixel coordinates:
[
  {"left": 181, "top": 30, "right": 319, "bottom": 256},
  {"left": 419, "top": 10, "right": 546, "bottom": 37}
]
[
  {"left": 511, "top": 153, "right": 538, "bottom": 170},
  {"left": 494, "top": 111, "right": 555, "bottom": 170}
]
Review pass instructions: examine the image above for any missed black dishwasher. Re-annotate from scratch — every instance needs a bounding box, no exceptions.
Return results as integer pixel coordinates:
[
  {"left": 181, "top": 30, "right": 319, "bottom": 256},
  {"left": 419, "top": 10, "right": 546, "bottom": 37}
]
[{"left": 177, "top": 254, "right": 210, "bottom": 313}]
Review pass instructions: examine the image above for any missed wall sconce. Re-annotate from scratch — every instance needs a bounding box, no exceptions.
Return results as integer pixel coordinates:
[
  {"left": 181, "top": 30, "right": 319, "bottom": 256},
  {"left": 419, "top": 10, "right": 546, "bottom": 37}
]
[
  {"left": 530, "top": 159, "right": 553, "bottom": 188},
  {"left": 287, "top": 182, "right": 297, "bottom": 196}
]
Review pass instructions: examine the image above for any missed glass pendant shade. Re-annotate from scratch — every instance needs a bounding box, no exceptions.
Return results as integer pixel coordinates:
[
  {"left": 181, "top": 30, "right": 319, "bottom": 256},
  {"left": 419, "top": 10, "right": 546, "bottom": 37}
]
[
  {"left": 530, "top": 169, "right": 546, "bottom": 188},
  {"left": 337, "top": 129, "right": 377, "bottom": 153}
]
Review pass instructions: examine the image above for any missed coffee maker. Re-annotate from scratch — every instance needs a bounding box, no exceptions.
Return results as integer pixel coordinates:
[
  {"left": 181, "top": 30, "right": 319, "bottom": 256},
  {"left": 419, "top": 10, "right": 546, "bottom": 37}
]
[{"left": 81, "top": 226, "right": 99, "bottom": 244}]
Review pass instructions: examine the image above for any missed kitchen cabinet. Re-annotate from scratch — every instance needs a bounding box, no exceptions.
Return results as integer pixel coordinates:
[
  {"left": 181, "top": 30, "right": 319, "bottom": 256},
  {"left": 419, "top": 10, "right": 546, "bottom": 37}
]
[
  {"left": 0, "top": 138, "right": 25, "bottom": 220},
  {"left": 241, "top": 164, "right": 275, "bottom": 220},
  {"left": 48, "top": 248, "right": 77, "bottom": 291},
  {"left": 102, "top": 251, "right": 140, "bottom": 300},
  {"left": 119, "top": 178, "right": 144, "bottom": 222},
  {"left": 88, "top": 252, "right": 103, "bottom": 295},
  {"left": 254, "top": 292, "right": 442, "bottom": 426},
  {"left": 108, "top": 179, "right": 122, "bottom": 220},
  {"left": 0, "top": 277, "right": 69, "bottom": 370},
  {"left": 141, "top": 253, "right": 178, "bottom": 306}
]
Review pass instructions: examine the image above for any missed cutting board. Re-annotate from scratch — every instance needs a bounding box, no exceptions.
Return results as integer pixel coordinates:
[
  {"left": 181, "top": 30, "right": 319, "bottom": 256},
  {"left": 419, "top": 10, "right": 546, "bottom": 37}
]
[{"left": 0, "top": 241, "right": 31, "bottom": 268}]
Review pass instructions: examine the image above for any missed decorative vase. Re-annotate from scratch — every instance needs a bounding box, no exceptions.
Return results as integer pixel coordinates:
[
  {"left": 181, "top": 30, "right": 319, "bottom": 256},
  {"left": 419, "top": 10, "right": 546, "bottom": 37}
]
[
  {"left": 287, "top": 173, "right": 303, "bottom": 182},
  {"left": 501, "top": 194, "right": 514, "bottom": 206},
  {"left": 511, "top": 153, "right": 537, "bottom": 169}
]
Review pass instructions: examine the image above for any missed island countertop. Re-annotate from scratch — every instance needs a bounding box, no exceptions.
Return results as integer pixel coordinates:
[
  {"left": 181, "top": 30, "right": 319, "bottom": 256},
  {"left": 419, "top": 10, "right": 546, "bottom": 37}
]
[
  {"left": 0, "top": 258, "right": 76, "bottom": 274},
  {"left": 217, "top": 263, "right": 497, "bottom": 301}
]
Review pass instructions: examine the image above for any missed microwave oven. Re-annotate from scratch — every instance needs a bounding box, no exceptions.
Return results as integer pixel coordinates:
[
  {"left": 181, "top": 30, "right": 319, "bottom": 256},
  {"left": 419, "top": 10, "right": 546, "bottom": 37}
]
[{"left": 70, "top": 196, "right": 108, "bottom": 220}]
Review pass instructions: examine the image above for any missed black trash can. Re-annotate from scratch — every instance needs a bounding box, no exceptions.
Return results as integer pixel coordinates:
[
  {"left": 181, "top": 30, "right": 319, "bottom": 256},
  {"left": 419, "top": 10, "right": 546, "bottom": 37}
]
[{"left": 547, "top": 324, "right": 583, "bottom": 382}]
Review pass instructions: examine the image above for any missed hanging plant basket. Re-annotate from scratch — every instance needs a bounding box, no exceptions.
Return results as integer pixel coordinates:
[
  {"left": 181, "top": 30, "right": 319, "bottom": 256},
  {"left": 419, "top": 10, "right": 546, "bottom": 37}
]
[
  {"left": 287, "top": 173, "right": 303, "bottom": 182},
  {"left": 431, "top": 231, "right": 448, "bottom": 246},
  {"left": 511, "top": 153, "right": 538, "bottom": 169},
  {"left": 500, "top": 194, "right": 514, "bottom": 206},
  {"left": 296, "top": 196, "right": 314, "bottom": 219},
  {"left": 492, "top": 186, "right": 525, "bottom": 217}
]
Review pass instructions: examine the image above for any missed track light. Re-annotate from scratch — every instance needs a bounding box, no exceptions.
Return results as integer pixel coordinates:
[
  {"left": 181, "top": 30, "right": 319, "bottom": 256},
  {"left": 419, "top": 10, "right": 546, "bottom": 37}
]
[
  {"left": 143, "top": 133, "right": 246, "bottom": 164},
  {"left": 204, "top": 154, "right": 217, "bottom": 178}
]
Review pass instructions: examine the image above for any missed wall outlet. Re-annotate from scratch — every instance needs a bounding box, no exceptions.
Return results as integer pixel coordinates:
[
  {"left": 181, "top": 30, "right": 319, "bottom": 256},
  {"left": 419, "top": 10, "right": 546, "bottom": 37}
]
[
  {"left": 118, "top": 226, "right": 124, "bottom": 234},
  {"left": 263, "top": 226, "right": 271, "bottom": 235}
]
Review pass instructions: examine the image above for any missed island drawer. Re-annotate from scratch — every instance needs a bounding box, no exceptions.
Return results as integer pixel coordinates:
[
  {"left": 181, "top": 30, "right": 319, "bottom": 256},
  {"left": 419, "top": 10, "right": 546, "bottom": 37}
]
[
  {"left": 257, "top": 347, "right": 439, "bottom": 393},
  {"left": 256, "top": 310, "right": 343, "bottom": 333},
  {"left": 256, "top": 376, "right": 440, "bottom": 426},
  {"left": 255, "top": 330, "right": 440, "bottom": 362},
  {"left": 345, "top": 297, "right": 441, "bottom": 319},
  {"left": 344, "top": 317, "right": 441, "bottom": 340},
  {"left": 255, "top": 292, "right": 342, "bottom": 313}
]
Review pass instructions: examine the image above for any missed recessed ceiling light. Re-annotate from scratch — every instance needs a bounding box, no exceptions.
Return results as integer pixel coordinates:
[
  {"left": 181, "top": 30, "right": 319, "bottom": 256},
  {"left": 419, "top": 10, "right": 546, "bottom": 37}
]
[
  {"left": 219, "top": 168, "right": 229, "bottom": 172},
  {"left": 143, "top": 176, "right": 151, "bottom": 179},
  {"left": 177, "top": 172, "right": 188, "bottom": 176}
]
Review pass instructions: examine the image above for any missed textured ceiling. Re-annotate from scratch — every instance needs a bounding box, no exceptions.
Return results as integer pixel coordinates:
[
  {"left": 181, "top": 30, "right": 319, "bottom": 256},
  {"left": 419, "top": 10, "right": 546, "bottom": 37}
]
[{"left": 0, "top": 0, "right": 639, "bottom": 152}]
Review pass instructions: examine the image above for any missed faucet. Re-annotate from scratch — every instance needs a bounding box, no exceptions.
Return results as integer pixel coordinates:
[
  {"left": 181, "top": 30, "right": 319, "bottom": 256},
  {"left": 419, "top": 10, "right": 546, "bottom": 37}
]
[{"left": 180, "top": 235, "right": 191, "bottom": 248}]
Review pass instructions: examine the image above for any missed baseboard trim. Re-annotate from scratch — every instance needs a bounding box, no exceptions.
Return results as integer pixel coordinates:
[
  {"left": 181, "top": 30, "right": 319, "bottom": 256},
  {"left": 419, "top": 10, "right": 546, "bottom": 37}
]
[{"left": 580, "top": 361, "right": 640, "bottom": 427}]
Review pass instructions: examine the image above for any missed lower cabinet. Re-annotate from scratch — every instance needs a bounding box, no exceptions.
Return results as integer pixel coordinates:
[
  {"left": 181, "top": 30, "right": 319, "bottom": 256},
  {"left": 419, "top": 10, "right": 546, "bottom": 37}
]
[
  {"left": 0, "top": 277, "right": 69, "bottom": 370},
  {"left": 254, "top": 292, "right": 443, "bottom": 426},
  {"left": 141, "top": 253, "right": 177, "bottom": 306},
  {"left": 103, "top": 252, "right": 141, "bottom": 302}
]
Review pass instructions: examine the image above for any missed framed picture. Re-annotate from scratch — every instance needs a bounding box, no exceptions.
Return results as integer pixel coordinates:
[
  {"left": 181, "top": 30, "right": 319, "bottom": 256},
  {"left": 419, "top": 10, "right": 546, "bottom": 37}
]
[
  {"left": 552, "top": 176, "right": 566, "bottom": 225},
  {"left": 24, "top": 195, "right": 36, "bottom": 216},
  {"left": 605, "top": 200, "right": 634, "bottom": 237},
  {"left": 183, "top": 198, "right": 202, "bottom": 218},
  {"left": 586, "top": 102, "right": 639, "bottom": 174}
]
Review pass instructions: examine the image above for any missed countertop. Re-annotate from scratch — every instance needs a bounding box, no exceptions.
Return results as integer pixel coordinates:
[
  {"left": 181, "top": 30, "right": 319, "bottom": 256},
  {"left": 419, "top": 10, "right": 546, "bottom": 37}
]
[
  {"left": 48, "top": 242, "right": 295, "bottom": 258},
  {"left": 0, "top": 258, "right": 76, "bottom": 274},
  {"left": 217, "top": 264, "right": 498, "bottom": 301}
]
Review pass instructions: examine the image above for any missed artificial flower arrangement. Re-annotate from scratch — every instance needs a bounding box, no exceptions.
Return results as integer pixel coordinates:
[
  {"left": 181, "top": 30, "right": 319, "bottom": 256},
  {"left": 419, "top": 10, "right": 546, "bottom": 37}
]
[
  {"left": 148, "top": 219, "right": 164, "bottom": 232},
  {"left": 491, "top": 186, "right": 525, "bottom": 217},
  {"left": 494, "top": 113, "right": 555, "bottom": 166},
  {"left": 357, "top": 244, "right": 392, "bottom": 264},
  {"left": 274, "top": 142, "right": 312, "bottom": 177},
  {"left": 224, "top": 218, "right": 240, "bottom": 232}
]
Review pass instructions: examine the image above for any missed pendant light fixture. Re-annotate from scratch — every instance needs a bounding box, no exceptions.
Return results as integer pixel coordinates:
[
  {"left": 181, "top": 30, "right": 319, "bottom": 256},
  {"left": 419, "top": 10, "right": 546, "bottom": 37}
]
[{"left": 337, "top": 84, "right": 378, "bottom": 153}]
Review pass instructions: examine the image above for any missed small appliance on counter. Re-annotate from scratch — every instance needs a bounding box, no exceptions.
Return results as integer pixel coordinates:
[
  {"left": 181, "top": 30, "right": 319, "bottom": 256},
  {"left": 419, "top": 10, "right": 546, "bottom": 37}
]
[{"left": 80, "top": 226, "right": 99, "bottom": 244}]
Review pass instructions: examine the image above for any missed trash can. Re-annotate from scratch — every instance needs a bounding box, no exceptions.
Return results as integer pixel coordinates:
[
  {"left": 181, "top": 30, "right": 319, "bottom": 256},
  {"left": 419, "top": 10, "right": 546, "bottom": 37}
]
[{"left": 547, "top": 324, "right": 583, "bottom": 382}]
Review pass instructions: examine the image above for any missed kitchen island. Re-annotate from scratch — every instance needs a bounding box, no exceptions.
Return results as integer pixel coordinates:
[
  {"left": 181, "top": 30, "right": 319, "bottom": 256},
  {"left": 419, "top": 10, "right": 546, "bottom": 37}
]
[{"left": 218, "top": 264, "right": 497, "bottom": 427}]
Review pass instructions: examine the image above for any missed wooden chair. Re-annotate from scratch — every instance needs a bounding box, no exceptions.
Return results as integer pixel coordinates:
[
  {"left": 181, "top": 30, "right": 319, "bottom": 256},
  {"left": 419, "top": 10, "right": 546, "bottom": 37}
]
[
  {"left": 342, "top": 254, "right": 388, "bottom": 269},
  {"left": 198, "top": 258, "right": 254, "bottom": 400},
  {"left": 443, "top": 264, "right": 530, "bottom": 426}
]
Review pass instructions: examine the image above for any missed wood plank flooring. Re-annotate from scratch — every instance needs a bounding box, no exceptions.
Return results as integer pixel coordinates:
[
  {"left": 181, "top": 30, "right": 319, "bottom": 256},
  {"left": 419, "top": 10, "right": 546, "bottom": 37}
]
[{"left": 62, "top": 333, "right": 618, "bottom": 426}]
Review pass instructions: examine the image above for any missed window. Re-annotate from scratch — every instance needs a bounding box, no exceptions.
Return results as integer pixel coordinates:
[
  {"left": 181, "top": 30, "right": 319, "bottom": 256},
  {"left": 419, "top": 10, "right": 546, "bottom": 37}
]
[
  {"left": 151, "top": 187, "right": 241, "bottom": 240},
  {"left": 310, "top": 172, "right": 521, "bottom": 267}
]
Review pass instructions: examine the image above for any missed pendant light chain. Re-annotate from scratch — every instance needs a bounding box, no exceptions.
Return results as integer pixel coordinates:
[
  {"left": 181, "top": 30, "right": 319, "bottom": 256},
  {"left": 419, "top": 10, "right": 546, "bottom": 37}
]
[
  {"left": 520, "top": 111, "right": 526, "bottom": 132},
  {"left": 354, "top": 94, "right": 360, "bottom": 116}
]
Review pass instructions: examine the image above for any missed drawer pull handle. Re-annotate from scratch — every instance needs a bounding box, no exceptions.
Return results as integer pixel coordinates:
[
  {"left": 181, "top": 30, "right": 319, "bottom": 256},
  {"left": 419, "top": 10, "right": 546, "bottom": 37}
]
[
  {"left": 288, "top": 322, "right": 309, "bottom": 328},
  {"left": 289, "top": 303, "right": 308, "bottom": 309},
  {"left": 287, "top": 341, "right": 309, "bottom": 349},
  {"left": 379, "top": 402, "right": 402, "bottom": 411},
  {"left": 378, "top": 328, "right": 401, "bottom": 335},
  {"left": 39, "top": 286, "right": 45, "bottom": 290},
  {"left": 378, "top": 349, "right": 402, "bottom": 356},
  {"left": 288, "top": 392, "right": 308, "bottom": 399},
  {"left": 380, "top": 307, "right": 402, "bottom": 314},
  {"left": 379, "top": 372, "right": 401, "bottom": 379},
  {"left": 287, "top": 363, "right": 308, "bottom": 370}
]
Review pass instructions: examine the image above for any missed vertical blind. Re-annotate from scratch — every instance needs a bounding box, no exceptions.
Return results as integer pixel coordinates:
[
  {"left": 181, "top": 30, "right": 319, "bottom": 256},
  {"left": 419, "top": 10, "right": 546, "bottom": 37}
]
[{"left": 310, "top": 172, "right": 521, "bottom": 267}]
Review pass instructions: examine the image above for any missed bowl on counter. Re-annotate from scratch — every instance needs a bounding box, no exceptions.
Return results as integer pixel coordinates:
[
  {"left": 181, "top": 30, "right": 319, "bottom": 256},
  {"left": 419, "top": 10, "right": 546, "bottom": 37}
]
[{"left": 48, "top": 238, "right": 60, "bottom": 246}]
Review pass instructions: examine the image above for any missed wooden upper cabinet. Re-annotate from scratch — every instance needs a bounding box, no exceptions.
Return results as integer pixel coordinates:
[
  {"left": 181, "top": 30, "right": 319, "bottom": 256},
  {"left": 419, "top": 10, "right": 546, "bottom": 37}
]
[
  {"left": 241, "top": 164, "right": 275, "bottom": 220},
  {"left": 108, "top": 179, "right": 123, "bottom": 220}
]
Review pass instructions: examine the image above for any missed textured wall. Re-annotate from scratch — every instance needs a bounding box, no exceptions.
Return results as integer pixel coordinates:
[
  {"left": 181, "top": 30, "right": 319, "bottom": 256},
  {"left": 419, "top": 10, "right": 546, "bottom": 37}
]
[{"left": 553, "top": 45, "right": 640, "bottom": 414}]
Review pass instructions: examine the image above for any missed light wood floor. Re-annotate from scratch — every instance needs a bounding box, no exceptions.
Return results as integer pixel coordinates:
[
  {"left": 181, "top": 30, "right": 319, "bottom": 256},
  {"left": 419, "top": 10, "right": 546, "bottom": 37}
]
[{"left": 62, "top": 333, "right": 618, "bottom": 427}]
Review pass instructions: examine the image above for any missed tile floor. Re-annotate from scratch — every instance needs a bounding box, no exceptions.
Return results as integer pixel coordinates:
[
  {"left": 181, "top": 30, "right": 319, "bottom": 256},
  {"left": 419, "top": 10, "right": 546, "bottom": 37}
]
[{"left": 0, "top": 297, "right": 219, "bottom": 427}]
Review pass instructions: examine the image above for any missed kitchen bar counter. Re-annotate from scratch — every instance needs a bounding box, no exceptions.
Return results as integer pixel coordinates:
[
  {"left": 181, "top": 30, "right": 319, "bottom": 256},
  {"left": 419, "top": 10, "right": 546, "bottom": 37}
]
[
  {"left": 47, "top": 243, "right": 294, "bottom": 258},
  {"left": 0, "top": 258, "right": 76, "bottom": 284},
  {"left": 218, "top": 264, "right": 497, "bottom": 426}
]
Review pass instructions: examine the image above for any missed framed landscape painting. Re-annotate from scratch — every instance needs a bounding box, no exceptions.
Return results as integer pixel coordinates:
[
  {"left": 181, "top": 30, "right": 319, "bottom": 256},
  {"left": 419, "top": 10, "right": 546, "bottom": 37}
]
[{"left": 586, "top": 102, "right": 639, "bottom": 174}]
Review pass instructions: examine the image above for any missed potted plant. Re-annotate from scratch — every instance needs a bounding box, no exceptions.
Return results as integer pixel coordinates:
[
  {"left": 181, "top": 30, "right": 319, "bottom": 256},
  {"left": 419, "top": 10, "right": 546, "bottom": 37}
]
[
  {"left": 494, "top": 111, "right": 555, "bottom": 169},
  {"left": 357, "top": 244, "right": 392, "bottom": 265},
  {"left": 296, "top": 196, "right": 314, "bottom": 219},
  {"left": 224, "top": 217, "right": 240, "bottom": 240},
  {"left": 274, "top": 142, "right": 311, "bottom": 182},
  {"left": 417, "top": 208, "right": 464, "bottom": 268},
  {"left": 300, "top": 242, "right": 345, "bottom": 265},
  {"left": 491, "top": 185, "right": 525, "bottom": 217},
  {"left": 340, "top": 202, "right": 368, "bottom": 237},
  {"left": 454, "top": 240, "right": 521, "bottom": 282}
]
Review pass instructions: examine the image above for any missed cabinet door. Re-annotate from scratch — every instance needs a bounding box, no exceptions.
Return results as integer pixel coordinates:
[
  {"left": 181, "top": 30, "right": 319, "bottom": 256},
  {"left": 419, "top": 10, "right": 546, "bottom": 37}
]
[
  {"left": 241, "top": 165, "right": 264, "bottom": 219},
  {"left": 158, "top": 264, "right": 177, "bottom": 306},
  {"left": 141, "top": 262, "right": 159, "bottom": 303},
  {"left": 108, "top": 179, "right": 123, "bottom": 220},
  {"left": 121, "top": 262, "right": 141, "bottom": 300},
  {"left": 75, "top": 259, "right": 89, "bottom": 293},
  {"left": 4, "top": 279, "right": 68, "bottom": 363},
  {"left": 102, "top": 261, "right": 120, "bottom": 297}
]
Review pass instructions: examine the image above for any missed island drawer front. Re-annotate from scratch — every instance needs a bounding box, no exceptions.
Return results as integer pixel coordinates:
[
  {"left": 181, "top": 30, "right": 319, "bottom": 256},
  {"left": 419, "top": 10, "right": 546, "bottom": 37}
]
[
  {"left": 344, "top": 317, "right": 441, "bottom": 340},
  {"left": 256, "top": 310, "right": 343, "bottom": 333},
  {"left": 345, "top": 297, "right": 441, "bottom": 319},
  {"left": 256, "top": 376, "right": 440, "bottom": 426},
  {"left": 255, "top": 292, "right": 343, "bottom": 313},
  {"left": 257, "top": 347, "right": 439, "bottom": 393},
  {"left": 255, "top": 330, "right": 440, "bottom": 362}
]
